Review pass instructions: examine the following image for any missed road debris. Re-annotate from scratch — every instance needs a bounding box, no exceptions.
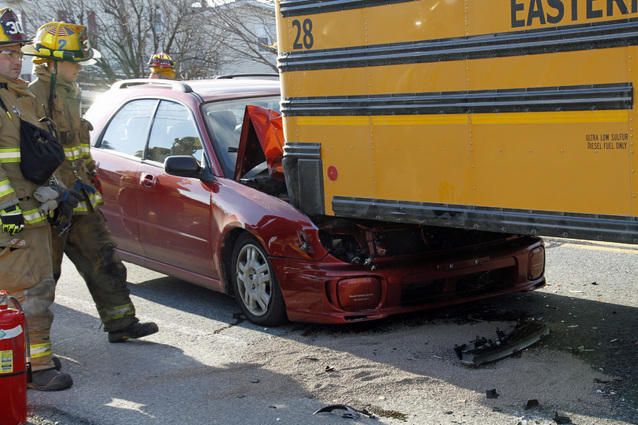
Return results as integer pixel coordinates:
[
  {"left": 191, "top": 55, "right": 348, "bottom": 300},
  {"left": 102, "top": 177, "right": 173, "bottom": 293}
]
[
  {"left": 524, "top": 399, "right": 540, "bottom": 409},
  {"left": 313, "top": 404, "right": 362, "bottom": 419},
  {"left": 553, "top": 411, "right": 573, "bottom": 424},
  {"left": 486, "top": 389, "right": 499, "bottom": 399},
  {"left": 454, "top": 323, "right": 550, "bottom": 366}
]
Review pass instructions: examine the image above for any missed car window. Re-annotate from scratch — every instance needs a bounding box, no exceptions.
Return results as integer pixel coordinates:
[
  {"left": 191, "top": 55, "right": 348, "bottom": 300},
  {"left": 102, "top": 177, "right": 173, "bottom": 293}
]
[
  {"left": 201, "top": 95, "right": 281, "bottom": 178},
  {"left": 146, "top": 100, "right": 203, "bottom": 165},
  {"left": 98, "top": 99, "right": 157, "bottom": 157}
]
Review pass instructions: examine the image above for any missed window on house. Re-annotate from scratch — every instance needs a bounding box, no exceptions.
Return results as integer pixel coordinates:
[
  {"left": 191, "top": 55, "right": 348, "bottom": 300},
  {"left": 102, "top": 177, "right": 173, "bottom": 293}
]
[
  {"left": 255, "top": 25, "right": 271, "bottom": 52},
  {"left": 258, "top": 37, "right": 270, "bottom": 52}
]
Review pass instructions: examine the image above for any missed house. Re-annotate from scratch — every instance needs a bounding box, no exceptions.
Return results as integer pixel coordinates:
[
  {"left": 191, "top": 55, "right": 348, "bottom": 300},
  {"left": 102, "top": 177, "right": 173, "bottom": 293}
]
[{"left": 199, "top": 0, "right": 278, "bottom": 77}]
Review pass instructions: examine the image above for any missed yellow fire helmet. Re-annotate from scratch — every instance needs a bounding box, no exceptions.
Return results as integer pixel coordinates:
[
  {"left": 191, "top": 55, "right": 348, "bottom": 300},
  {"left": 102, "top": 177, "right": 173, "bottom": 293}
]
[
  {"left": 0, "top": 8, "right": 29, "bottom": 46},
  {"left": 22, "top": 21, "right": 101, "bottom": 65},
  {"left": 148, "top": 52, "right": 175, "bottom": 69},
  {"left": 148, "top": 52, "right": 176, "bottom": 78}
]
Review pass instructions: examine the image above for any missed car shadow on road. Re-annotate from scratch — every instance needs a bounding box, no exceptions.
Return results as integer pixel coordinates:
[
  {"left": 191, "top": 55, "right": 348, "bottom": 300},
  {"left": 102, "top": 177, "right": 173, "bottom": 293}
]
[
  {"left": 126, "top": 272, "right": 245, "bottom": 322},
  {"left": 26, "top": 302, "right": 380, "bottom": 425}
]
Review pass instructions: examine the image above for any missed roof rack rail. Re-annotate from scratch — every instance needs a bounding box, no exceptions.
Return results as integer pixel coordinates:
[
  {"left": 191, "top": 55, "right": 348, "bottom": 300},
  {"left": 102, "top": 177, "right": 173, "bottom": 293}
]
[
  {"left": 215, "top": 73, "right": 279, "bottom": 79},
  {"left": 111, "top": 79, "right": 193, "bottom": 93}
]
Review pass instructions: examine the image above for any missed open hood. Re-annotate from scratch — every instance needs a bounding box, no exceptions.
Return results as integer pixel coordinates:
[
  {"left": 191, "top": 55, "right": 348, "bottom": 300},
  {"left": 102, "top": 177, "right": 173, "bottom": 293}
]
[{"left": 233, "top": 105, "right": 285, "bottom": 182}]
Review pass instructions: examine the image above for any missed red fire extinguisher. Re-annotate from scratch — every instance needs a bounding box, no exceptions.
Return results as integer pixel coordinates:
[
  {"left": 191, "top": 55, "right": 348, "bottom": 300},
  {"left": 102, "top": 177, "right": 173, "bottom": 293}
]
[{"left": 0, "top": 289, "right": 30, "bottom": 425}]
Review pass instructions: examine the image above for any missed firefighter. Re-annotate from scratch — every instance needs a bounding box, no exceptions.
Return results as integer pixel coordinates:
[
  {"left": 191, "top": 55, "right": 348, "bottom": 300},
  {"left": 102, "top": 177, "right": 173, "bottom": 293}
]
[
  {"left": 0, "top": 8, "right": 73, "bottom": 391},
  {"left": 148, "top": 52, "right": 176, "bottom": 79},
  {"left": 22, "top": 22, "right": 159, "bottom": 343}
]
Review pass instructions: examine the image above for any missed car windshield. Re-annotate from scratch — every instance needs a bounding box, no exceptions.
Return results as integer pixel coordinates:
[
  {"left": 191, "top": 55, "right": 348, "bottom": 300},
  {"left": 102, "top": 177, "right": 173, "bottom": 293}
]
[{"left": 202, "top": 95, "right": 281, "bottom": 178}]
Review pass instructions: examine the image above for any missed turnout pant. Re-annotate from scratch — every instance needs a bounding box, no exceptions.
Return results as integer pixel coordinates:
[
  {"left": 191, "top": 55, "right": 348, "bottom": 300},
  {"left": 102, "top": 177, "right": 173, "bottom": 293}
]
[
  {"left": 1, "top": 226, "right": 56, "bottom": 372},
  {"left": 52, "top": 211, "right": 137, "bottom": 332}
]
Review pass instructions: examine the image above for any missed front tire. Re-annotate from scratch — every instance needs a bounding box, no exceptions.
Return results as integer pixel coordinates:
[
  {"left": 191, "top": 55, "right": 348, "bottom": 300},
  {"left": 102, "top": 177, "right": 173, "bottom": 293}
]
[{"left": 231, "top": 233, "right": 287, "bottom": 326}]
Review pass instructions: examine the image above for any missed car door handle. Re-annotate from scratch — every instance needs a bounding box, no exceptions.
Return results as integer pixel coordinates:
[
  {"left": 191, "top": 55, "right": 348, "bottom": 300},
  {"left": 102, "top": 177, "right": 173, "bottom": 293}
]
[{"left": 140, "top": 173, "right": 157, "bottom": 188}]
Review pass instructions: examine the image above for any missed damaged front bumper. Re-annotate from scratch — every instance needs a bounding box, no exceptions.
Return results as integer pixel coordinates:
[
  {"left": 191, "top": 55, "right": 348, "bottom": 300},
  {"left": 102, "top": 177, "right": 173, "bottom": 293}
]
[
  {"left": 272, "top": 235, "right": 546, "bottom": 324},
  {"left": 454, "top": 323, "right": 550, "bottom": 366}
]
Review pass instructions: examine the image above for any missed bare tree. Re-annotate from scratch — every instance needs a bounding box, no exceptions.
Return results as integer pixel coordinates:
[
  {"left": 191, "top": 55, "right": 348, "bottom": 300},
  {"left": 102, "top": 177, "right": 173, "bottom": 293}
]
[
  {"left": 20, "top": 0, "right": 256, "bottom": 84},
  {"left": 93, "top": 0, "right": 229, "bottom": 80},
  {"left": 202, "top": 0, "right": 278, "bottom": 74}
]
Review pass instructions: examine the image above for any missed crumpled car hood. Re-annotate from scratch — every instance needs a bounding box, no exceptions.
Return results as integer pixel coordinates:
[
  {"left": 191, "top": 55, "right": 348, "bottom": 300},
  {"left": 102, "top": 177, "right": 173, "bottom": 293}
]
[{"left": 233, "top": 105, "right": 285, "bottom": 182}]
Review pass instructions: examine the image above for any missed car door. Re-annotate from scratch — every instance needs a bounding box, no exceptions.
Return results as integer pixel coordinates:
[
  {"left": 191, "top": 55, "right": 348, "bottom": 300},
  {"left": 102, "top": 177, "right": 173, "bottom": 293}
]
[
  {"left": 94, "top": 98, "right": 157, "bottom": 256},
  {"left": 135, "top": 100, "right": 219, "bottom": 279}
]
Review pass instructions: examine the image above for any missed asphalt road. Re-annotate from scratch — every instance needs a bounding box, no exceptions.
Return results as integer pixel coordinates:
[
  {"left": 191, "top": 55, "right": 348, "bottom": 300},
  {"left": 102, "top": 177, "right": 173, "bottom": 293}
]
[{"left": 21, "top": 237, "right": 638, "bottom": 425}]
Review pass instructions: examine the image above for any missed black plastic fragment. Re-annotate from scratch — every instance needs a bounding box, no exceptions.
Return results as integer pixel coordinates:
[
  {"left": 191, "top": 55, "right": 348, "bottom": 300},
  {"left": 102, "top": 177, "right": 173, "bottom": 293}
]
[
  {"left": 313, "top": 404, "right": 361, "bottom": 419},
  {"left": 525, "top": 399, "right": 540, "bottom": 409},
  {"left": 554, "top": 411, "right": 573, "bottom": 424},
  {"left": 486, "top": 389, "right": 499, "bottom": 399}
]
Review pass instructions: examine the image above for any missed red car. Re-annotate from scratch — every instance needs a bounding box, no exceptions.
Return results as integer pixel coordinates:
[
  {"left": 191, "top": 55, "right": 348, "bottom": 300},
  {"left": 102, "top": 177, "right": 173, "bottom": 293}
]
[{"left": 85, "top": 78, "right": 546, "bottom": 326}]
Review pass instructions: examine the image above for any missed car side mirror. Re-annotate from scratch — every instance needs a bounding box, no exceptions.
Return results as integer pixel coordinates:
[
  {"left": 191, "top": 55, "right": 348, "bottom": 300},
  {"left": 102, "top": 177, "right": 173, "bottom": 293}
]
[{"left": 165, "top": 155, "right": 206, "bottom": 179}]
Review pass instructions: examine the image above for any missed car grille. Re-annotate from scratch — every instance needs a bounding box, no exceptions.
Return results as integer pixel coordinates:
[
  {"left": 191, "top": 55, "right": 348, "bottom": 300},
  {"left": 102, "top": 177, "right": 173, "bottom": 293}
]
[{"left": 400, "top": 266, "right": 517, "bottom": 307}]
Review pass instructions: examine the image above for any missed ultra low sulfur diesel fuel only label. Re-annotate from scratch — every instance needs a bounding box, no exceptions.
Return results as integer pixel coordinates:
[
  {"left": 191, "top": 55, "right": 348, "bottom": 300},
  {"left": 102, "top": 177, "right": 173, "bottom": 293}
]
[{"left": 586, "top": 132, "right": 630, "bottom": 149}]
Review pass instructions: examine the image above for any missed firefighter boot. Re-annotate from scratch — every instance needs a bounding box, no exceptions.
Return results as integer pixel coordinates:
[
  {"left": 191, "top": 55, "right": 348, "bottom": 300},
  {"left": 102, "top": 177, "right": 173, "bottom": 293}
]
[
  {"left": 108, "top": 321, "right": 159, "bottom": 343},
  {"left": 52, "top": 355, "right": 62, "bottom": 370},
  {"left": 28, "top": 368, "right": 73, "bottom": 391}
]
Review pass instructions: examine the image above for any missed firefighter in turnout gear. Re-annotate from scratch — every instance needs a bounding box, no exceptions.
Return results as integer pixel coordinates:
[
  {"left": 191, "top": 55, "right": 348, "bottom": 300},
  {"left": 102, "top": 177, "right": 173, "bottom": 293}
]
[
  {"left": 148, "top": 52, "right": 176, "bottom": 80},
  {"left": 0, "top": 8, "right": 72, "bottom": 391},
  {"left": 23, "top": 22, "right": 158, "bottom": 343}
]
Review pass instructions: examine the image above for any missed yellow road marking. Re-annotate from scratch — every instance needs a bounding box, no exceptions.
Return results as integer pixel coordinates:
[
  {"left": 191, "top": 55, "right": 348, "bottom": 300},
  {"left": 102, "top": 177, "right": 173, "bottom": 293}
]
[{"left": 562, "top": 243, "right": 638, "bottom": 254}]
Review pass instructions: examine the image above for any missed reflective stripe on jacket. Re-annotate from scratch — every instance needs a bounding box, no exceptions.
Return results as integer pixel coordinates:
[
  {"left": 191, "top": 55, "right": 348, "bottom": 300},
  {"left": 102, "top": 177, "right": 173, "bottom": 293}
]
[{"left": 0, "top": 75, "right": 51, "bottom": 227}]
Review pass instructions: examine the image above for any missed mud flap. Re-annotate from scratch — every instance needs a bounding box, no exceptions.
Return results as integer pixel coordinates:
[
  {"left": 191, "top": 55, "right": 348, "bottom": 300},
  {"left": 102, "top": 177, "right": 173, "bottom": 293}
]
[{"left": 455, "top": 323, "right": 550, "bottom": 366}]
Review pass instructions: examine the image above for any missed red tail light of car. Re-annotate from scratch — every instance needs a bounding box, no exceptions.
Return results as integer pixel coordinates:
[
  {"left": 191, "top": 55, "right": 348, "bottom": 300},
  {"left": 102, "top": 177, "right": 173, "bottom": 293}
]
[
  {"left": 528, "top": 245, "right": 545, "bottom": 280},
  {"left": 336, "top": 277, "right": 382, "bottom": 311}
]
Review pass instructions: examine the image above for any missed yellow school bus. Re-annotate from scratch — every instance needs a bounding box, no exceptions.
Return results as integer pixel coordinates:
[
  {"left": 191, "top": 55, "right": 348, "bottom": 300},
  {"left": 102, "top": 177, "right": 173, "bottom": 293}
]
[{"left": 276, "top": 0, "right": 638, "bottom": 244}]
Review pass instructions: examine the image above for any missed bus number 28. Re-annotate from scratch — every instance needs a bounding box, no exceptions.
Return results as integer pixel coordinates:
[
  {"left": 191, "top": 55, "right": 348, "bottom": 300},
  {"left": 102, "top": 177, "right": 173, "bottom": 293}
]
[{"left": 292, "top": 19, "right": 313, "bottom": 50}]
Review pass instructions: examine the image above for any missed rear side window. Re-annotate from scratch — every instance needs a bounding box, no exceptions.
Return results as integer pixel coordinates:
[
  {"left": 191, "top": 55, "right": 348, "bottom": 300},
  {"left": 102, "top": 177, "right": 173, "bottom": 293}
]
[
  {"left": 146, "top": 101, "right": 203, "bottom": 164},
  {"left": 98, "top": 99, "right": 157, "bottom": 157}
]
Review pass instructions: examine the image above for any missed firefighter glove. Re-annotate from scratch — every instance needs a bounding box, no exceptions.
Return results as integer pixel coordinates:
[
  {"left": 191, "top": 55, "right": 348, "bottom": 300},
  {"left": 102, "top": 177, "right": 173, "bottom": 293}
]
[
  {"left": 0, "top": 205, "right": 25, "bottom": 235},
  {"left": 52, "top": 187, "right": 83, "bottom": 220},
  {"left": 34, "top": 186, "right": 60, "bottom": 216}
]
